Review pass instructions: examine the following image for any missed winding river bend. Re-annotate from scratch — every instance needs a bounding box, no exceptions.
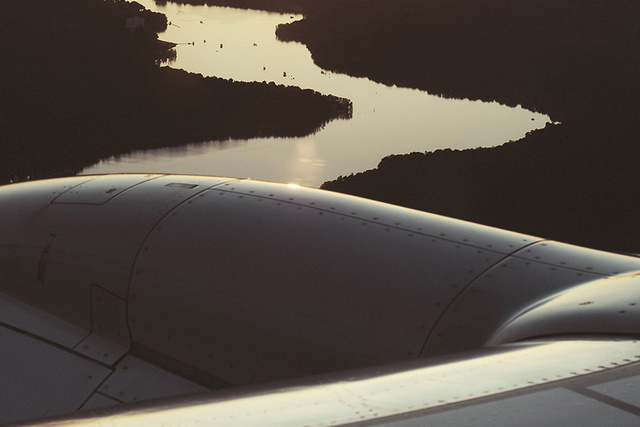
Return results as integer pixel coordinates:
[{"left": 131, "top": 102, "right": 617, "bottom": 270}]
[{"left": 81, "top": 1, "right": 550, "bottom": 187}]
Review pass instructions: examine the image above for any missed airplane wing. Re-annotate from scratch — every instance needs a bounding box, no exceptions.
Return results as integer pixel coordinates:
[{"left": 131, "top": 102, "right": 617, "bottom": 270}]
[{"left": 1, "top": 174, "right": 639, "bottom": 426}]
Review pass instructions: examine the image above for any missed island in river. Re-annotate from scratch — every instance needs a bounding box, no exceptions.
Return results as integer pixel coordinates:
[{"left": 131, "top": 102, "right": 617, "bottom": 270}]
[
  {"left": 184, "top": 0, "right": 640, "bottom": 254},
  {"left": 0, "top": 0, "right": 351, "bottom": 184}
]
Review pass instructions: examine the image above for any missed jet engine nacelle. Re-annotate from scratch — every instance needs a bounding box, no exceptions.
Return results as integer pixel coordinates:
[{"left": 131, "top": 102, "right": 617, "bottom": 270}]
[{"left": 2, "top": 174, "right": 640, "bottom": 422}]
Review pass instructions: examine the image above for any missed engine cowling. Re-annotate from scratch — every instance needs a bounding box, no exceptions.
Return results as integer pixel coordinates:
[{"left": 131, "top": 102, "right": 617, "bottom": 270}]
[{"left": 1, "top": 174, "right": 640, "bottom": 422}]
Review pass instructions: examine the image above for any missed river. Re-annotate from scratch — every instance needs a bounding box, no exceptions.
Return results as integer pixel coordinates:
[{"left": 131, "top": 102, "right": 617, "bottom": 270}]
[{"left": 81, "top": 0, "right": 550, "bottom": 187}]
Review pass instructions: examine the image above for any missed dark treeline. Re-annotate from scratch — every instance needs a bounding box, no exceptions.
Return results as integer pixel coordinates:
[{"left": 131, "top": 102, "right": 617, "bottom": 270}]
[
  {"left": 152, "top": 0, "right": 344, "bottom": 14},
  {"left": 272, "top": 0, "right": 640, "bottom": 254},
  {"left": 322, "top": 122, "right": 640, "bottom": 254},
  {"left": 0, "top": 0, "right": 350, "bottom": 184},
  {"left": 276, "top": 0, "right": 639, "bottom": 124},
  {"left": 155, "top": 0, "right": 640, "bottom": 252}
]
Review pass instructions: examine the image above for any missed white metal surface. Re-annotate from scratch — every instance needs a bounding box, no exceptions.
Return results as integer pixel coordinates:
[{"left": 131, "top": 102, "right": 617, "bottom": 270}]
[
  {"left": 16, "top": 339, "right": 640, "bottom": 426},
  {"left": 73, "top": 285, "right": 131, "bottom": 365},
  {"left": 3, "top": 174, "right": 640, "bottom": 426},
  {"left": 423, "top": 242, "right": 640, "bottom": 356},
  {"left": 0, "top": 292, "right": 87, "bottom": 349},
  {"left": 0, "top": 175, "right": 235, "bottom": 351},
  {"left": 489, "top": 271, "right": 640, "bottom": 345},
  {"left": 51, "top": 174, "right": 162, "bottom": 205},
  {"left": 379, "top": 388, "right": 640, "bottom": 426},
  {"left": 0, "top": 325, "right": 111, "bottom": 424},
  {"left": 127, "top": 180, "right": 539, "bottom": 384},
  {"left": 88, "top": 355, "right": 209, "bottom": 407},
  {"left": 590, "top": 374, "right": 640, "bottom": 408},
  {"left": 214, "top": 180, "right": 539, "bottom": 253}
]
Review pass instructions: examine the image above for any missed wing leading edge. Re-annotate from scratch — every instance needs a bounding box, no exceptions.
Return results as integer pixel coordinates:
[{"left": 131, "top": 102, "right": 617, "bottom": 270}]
[{"left": 12, "top": 338, "right": 640, "bottom": 426}]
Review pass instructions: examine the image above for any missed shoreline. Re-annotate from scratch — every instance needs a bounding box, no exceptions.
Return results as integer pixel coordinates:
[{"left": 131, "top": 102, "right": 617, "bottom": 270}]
[
  {"left": 0, "top": 0, "right": 351, "bottom": 185},
  {"left": 274, "top": 0, "right": 640, "bottom": 253}
]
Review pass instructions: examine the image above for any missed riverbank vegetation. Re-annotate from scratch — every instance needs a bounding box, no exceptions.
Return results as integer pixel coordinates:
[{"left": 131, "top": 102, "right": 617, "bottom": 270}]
[
  {"left": 5, "top": 0, "right": 640, "bottom": 253},
  {"left": 275, "top": 0, "right": 640, "bottom": 253},
  {"left": 323, "top": 122, "right": 640, "bottom": 254},
  {"left": 276, "top": 0, "right": 638, "bottom": 125},
  {"left": 152, "top": 0, "right": 343, "bottom": 14},
  {"left": 0, "top": 0, "right": 351, "bottom": 184},
  {"left": 158, "top": 0, "right": 640, "bottom": 252}
]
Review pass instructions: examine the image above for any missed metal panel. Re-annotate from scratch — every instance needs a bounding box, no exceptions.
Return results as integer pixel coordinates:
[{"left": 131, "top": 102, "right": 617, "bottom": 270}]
[
  {"left": 41, "top": 175, "right": 237, "bottom": 300},
  {"left": 589, "top": 374, "right": 640, "bottom": 408},
  {"left": 96, "top": 355, "right": 209, "bottom": 404},
  {"left": 79, "top": 392, "right": 122, "bottom": 411},
  {"left": 73, "top": 285, "right": 131, "bottom": 365},
  {"left": 52, "top": 174, "right": 163, "bottom": 205},
  {"left": 214, "top": 180, "right": 539, "bottom": 253},
  {"left": 0, "top": 291, "right": 87, "bottom": 349},
  {"left": 0, "top": 176, "right": 97, "bottom": 347},
  {"left": 128, "top": 181, "right": 539, "bottom": 385},
  {"left": 512, "top": 241, "right": 640, "bottom": 276},
  {"left": 423, "top": 242, "right": 640, "bottom": 356},
  {"left": 488, "top": 271, "right": 640, "bottom": 345},
  {"left": 19, "top": 340, "right": 640, "bottom": 427},
  {"left": 379, "top": 388, "right": 640, "bottom": 427},
  {"left": 0, "top": 175, "right": 237, "bottom": 349},
  {"left": 0, "top": 176, "right": 96, "bottom": 217},
  {"left": 4, "top": 176, "right": 640, "bottom": 426},
  {"left": 0, "top": 325, "right": 111, "bottom": 424}
]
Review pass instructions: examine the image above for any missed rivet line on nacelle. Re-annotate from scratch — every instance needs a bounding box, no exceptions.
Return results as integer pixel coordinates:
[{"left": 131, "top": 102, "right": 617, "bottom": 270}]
[{"left": 212, "top": 188, "right": 522, "bottom": 253}]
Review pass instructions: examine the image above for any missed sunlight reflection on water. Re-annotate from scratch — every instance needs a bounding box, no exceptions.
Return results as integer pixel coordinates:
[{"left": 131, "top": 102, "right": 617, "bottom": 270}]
[{"left": 82, "top": 1, "right": 550, "bottom": 187}]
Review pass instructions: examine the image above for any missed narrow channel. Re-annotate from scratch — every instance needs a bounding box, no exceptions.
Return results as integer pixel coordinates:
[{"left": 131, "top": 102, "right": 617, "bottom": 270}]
[{"left": 81, "top": 0, "right": 550, "bottom": 187}]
